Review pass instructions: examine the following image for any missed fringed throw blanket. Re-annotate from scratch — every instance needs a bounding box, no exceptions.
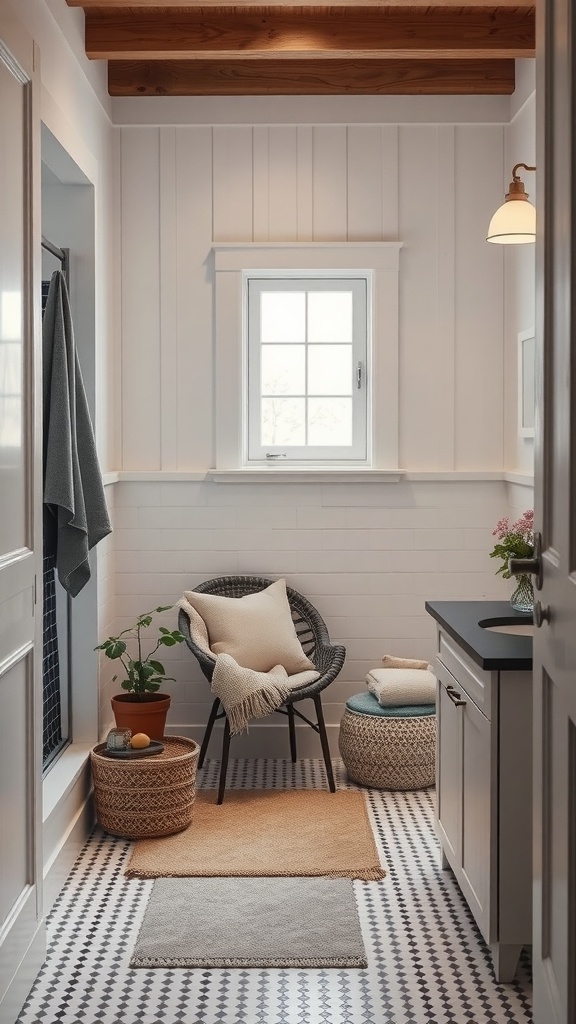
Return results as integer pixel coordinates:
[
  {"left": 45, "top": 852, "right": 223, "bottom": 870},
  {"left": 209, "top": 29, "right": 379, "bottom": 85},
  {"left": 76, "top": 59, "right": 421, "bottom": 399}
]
[
  {"left": 178, "top": 597, "right": 319, "bottom": 734},
  {"left": 213, "top": 654, "right": 319, "bottom": 735}
]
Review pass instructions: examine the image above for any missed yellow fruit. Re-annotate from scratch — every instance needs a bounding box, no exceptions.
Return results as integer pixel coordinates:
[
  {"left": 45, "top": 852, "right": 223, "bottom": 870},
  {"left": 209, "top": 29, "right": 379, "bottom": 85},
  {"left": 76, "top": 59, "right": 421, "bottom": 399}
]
[{"left": 131, "top": 732, "right": 151, "bottom": 749}]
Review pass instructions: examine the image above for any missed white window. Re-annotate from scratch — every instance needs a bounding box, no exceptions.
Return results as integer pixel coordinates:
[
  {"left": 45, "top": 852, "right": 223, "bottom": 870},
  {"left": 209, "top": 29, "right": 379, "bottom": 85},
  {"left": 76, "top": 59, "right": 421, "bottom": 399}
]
[
  {"left": 247, "top": 277, "right": 368, "bottom": 463},
  {"left": 212, "top": 243, "right": 402, "bottom": 476}
]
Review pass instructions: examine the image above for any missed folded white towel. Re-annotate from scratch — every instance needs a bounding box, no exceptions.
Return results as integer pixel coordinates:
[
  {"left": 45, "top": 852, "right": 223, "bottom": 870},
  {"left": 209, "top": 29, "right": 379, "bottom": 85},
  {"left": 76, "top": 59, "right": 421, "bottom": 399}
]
[
  {"left": 381, "top": 654, "right": 430, "bottom": 670},
  {"left": 366, "top": 667, "right": 436, "bottom": 708}
]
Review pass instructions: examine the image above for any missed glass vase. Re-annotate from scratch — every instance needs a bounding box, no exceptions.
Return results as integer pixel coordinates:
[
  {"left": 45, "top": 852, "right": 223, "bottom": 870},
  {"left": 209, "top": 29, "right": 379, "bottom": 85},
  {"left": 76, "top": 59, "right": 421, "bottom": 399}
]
[{"left": 510, "top": 574, "right": 534, "bottom": 614}]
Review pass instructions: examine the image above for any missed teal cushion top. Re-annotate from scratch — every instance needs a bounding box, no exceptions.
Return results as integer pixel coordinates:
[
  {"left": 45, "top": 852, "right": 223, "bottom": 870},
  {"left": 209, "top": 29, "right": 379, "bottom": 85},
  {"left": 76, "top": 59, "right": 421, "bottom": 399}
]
[{"left": 345, "top": 691, "right": 435, "bottom": 718}]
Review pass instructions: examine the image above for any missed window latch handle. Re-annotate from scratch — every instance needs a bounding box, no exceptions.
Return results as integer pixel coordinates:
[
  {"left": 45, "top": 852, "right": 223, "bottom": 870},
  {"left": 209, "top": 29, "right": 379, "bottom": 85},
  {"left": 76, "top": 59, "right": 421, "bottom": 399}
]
[
  {"left": 265, "top": 453, "right": 287, "bottom": 459},
  {"left": 356, "top": 362, "right": 362, "bottom": 389}
]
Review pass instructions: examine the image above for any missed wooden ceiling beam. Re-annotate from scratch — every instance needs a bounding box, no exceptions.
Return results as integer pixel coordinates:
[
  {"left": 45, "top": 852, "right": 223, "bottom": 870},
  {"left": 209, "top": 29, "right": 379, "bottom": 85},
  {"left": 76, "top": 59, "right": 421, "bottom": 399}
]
[
  {"left": 86, "top": 7, "right": 535, "bottom": 61},
  {"left": 108, "top": 57, "right": 516, "bottom": 94},
  {"left": 69, "top": 0, "right": 533, "bottom": 8}
]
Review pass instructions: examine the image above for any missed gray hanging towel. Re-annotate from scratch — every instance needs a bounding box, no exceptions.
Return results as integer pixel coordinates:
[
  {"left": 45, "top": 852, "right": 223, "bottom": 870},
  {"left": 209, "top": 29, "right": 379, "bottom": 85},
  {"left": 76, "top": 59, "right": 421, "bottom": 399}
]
[{"left": 43, "top": 270, "right": 112, "bottom": 597}]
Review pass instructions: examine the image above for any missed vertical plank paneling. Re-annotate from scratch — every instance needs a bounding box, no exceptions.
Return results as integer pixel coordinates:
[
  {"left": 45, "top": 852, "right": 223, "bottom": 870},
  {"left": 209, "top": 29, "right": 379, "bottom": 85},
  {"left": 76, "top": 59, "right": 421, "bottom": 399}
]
[
  {"left": 347, "top": 125, "right": 383, "bottom": 240},
  {"left": 296, "top": 126, "right": 313, "bottom": 241},
  {"left": 398, "top": 125, "right": 440, "bottom": 470},
  {"left": 175, "top": 127, "right": 214, "bottom": 468},
  {"left": 111, "top": 126, "right": 123, "bottom": 469},
  {"left": 504, "top": 92, "right": 536, "bottom": 475},
  {"left": 436, "top": 125, "right": 456, "bottom": 469},
  {"left": 454, "top": 125, "right": 505, "bottom": 470},
  {"left": 212, "top": 126, "right": 254, "bottom": 241},
  {"left": 118, "top": 119, "right": 506, "bottom": 475},
  {"left": 381, "top": 125, "right": 400, "bottom": 239},
  {"left": 159, "top": 127, "right": 178, "bottom": 470},
  {"left": 268, "top": 127, "right": 298, "bottom": 241},
  {"left": 252, "top": 127, "right": 269, "bottom": 241},
  {"left": 312, "top": 126, "right": 347, "bottom": 240},
  {"left": 120, "top": 127, "right": 161, "bottom": 469}
]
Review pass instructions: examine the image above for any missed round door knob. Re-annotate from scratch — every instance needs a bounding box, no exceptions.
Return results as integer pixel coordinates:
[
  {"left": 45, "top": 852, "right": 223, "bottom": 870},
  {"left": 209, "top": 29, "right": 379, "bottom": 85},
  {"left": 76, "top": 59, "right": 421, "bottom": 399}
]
[{"left": 533, "top": 600, "right": 551, "bottom": 627}]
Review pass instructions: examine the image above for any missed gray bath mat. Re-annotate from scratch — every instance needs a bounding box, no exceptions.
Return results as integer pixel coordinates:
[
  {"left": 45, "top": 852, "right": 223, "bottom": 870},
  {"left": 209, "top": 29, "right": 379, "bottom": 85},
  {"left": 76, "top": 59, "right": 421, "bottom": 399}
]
[{"left": 130, "top": 876, "right": 368, "bottom": 968}]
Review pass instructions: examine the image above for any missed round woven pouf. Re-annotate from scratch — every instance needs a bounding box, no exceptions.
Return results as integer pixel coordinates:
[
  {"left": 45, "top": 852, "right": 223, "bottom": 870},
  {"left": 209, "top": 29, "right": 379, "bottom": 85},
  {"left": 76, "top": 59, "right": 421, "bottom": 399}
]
[
  {"left": 90, "top": 736, "right": 200, "bottom": 839},
  {"left": 338, "top": 692, "right": 436, "bottom": 790}
]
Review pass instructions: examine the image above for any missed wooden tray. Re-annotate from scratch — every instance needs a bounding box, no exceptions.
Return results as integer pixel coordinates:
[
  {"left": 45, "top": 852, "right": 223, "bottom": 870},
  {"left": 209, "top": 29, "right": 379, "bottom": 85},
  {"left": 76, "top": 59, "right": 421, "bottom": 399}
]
[{"left": 103, "top": 740, "right": 165, "bottom": 759}]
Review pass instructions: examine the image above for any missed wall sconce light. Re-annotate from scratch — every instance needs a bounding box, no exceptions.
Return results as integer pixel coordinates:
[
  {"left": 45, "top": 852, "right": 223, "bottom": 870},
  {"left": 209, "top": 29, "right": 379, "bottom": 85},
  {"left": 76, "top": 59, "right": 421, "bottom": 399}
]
[{"left": 486, "top": 163, "right": 536, "bottom": 244}]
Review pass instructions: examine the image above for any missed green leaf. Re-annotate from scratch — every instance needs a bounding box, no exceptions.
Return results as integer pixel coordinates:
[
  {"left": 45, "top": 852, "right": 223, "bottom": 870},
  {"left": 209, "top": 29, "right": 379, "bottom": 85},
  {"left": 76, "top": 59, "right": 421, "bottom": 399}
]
[
  {"left": 149, "top": 660, "right": 165, "bottom": 674},
  {"left": 171, "top": 631, "right": 185, "bottom": 643},
  {"left": 120, "top": 679, "right": 132, "bottom": 691},
  {"left": 146, "top": 681, "right": 161, "bottom": 692},
  {"left": 134, "top": 661, "right": 155, "bottom": 679},
  {"left": 137, "top": 615, "right": 153, "bottom": 628},
  {"left": 159, "top": 627, "right": 171, "bottom": 634},
  {"left": 155, "top": 605, "right": 173, "bottom": 612},
  {"left": 159, "top": 635, "right": 177, "bottom": 646},
  {"left": 105, "top": 640, "right": 127, "bottom": 659}
]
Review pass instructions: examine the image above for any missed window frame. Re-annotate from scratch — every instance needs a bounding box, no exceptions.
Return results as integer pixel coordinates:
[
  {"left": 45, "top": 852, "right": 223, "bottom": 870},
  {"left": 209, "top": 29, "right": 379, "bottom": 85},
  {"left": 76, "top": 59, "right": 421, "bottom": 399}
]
[
  {"left": 213, "top": 242, "right": 402, "bottom": 472},
  {"left": 246, "top": 274, "right": 369, "bottom": 464}
]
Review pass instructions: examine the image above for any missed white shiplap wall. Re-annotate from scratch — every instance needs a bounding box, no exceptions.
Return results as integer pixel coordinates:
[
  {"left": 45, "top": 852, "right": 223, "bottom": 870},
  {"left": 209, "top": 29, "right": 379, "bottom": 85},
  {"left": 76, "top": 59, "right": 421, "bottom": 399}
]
[
  {"left": 504, "top": 74, "right": 536, "bottom": 477},
  {"left": 104, "top": 476, "right": 510, "bottom": 752},
  {"left": 109, "top": 116, "right": 516, "bottom": 751},
  {"left": 118, "top": 122, "right": 506, "bottom": 473}
]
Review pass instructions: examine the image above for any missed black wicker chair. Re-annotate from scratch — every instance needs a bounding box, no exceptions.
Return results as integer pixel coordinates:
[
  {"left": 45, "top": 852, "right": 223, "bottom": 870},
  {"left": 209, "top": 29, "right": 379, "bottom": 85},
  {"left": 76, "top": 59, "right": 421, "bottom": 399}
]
[{"left": 178, "top": 575, "right": 346, "bottom": 803}]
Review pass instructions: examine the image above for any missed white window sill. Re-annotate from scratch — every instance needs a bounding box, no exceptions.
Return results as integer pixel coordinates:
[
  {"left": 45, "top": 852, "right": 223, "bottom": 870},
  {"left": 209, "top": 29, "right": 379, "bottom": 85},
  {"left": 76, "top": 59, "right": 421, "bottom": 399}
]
[
  {"left": 43, "top": 743, "right": 94, "bottom": 824},
  {"left": 208, "top": 468, "right": 406, "bottom": 484}
]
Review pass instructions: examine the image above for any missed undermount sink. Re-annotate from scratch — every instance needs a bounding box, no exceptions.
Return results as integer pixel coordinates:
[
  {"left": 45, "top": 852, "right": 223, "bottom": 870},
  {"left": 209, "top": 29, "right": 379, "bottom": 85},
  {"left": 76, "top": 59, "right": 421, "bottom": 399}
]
[{"left": 478, "top": 617, "right": 534, "bottom": 637}]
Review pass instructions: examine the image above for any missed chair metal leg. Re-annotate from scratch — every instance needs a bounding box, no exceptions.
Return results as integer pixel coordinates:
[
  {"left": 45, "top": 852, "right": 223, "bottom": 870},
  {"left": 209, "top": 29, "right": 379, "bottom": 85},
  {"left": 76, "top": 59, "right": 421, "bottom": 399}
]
[
  {"left": 217, "top": 717, "right": 231, "bottom": 805},
  {"left": 198, "top": 698, "right": 220, "bottom": 769},
  {"left": 314, "top": 694, "right": 336, "bottom": 793},
  {"left": 287, "top": 705, "right": 297, "bottom": 763}
]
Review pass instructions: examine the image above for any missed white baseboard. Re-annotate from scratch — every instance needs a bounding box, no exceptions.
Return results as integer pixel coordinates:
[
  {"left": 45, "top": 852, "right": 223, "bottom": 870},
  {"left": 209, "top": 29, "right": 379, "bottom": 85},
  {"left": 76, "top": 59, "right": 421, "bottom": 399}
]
[
  {"left": 43, "top": 793, "right": 95, "bottom": 915},
  {"left": 43, "top": 748, "right": 95, "bottom": 915},
  {"left": 0, "top": 926, "right": 45, "bottom": 1024},
  {"left": 166, "top": 721, "right": 341, "bottom": 759}
]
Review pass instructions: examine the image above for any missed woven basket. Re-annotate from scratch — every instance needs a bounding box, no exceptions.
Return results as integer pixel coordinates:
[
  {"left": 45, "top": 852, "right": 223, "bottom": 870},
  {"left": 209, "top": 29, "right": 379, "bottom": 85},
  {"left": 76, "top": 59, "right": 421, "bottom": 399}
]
[
  {"left": 338, "top": 708, "right": 435, "bottom": 791},
  {"left": 91, "top": 736, "right": 200, "bottom": 839}
]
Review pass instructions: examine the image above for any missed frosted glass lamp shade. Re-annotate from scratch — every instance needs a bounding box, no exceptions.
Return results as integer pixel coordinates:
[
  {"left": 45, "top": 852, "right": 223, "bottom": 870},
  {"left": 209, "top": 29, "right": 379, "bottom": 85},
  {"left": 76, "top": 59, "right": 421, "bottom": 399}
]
[{"left": 486, "top": 198, "right": 536, "bottom": 244}]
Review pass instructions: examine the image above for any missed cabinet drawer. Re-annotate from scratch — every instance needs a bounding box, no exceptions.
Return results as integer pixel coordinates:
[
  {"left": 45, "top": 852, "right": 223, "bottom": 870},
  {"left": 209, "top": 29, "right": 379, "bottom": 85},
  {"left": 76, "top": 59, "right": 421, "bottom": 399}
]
[{"left": 436, "top": 629, "right": 493, "bottom": 719}]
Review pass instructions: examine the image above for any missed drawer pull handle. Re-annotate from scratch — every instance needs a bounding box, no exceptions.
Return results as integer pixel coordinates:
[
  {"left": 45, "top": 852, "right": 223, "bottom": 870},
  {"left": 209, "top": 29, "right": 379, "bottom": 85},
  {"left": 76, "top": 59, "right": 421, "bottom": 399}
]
[{"left": 446, "top": 685, "right": 466, "bottom": 707}]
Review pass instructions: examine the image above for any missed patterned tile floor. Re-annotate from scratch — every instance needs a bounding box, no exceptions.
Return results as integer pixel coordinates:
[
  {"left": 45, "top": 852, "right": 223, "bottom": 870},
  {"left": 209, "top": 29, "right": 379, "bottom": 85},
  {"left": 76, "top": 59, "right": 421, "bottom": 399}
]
[{"left": 19, "top": 759, "right": 532, "bottom": 1024}]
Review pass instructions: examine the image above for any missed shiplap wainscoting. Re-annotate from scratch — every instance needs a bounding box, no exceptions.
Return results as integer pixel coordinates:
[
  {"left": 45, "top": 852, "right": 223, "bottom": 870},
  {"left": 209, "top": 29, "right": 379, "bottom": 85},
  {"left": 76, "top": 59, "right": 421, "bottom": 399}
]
[{"left": 102, "top": 478, "right": 508, "bottom": 754}]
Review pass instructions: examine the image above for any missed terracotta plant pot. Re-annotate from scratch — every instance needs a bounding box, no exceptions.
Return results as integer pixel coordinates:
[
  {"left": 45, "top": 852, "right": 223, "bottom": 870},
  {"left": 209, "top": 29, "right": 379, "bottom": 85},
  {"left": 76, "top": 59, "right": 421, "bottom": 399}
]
[{"left": 110, "top": 693, "right": 171, "bottom": 741}]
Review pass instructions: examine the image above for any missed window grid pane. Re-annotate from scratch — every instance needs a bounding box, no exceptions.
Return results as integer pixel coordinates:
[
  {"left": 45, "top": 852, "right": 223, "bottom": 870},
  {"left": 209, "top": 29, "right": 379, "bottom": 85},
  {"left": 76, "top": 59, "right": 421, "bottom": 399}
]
[
  {"left": 259, "top": 290, "right": 356, "bottom": 447},
  {"left": 248, "top": 276, "right": 367, "bottom": 462}
]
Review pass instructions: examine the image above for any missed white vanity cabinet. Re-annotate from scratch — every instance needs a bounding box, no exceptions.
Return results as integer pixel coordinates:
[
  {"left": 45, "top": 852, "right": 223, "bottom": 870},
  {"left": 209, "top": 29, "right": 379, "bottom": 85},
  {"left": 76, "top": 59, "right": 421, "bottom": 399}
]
[{"left": 430, "top": 612, "right": 533, "bottom": 984}]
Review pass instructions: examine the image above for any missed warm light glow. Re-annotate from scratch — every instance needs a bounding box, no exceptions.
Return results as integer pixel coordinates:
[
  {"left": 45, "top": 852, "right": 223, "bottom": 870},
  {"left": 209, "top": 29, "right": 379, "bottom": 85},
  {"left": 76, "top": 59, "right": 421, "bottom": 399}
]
[
  {"left": 487, "top": 163, "right": 536, "bottom": 244},
  {"left": 486, "top": 198, "right": 536, "bottom": 244}
]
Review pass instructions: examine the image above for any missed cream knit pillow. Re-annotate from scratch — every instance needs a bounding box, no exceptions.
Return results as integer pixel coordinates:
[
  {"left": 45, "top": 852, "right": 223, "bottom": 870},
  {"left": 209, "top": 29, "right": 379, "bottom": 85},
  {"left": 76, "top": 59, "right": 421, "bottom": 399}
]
[{"left": 182, "top": 579, "right": 315, "bottom": 674}]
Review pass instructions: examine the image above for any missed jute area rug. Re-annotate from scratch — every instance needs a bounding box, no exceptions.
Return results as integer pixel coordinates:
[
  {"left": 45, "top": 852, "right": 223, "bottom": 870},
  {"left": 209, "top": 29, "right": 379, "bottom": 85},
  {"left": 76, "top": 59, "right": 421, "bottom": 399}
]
[
  {"left": 126, "top": 789, "right": 385, "bottom": 881},
  {"left": 130, "top": 876, "right": 368, "bottom": 969}
]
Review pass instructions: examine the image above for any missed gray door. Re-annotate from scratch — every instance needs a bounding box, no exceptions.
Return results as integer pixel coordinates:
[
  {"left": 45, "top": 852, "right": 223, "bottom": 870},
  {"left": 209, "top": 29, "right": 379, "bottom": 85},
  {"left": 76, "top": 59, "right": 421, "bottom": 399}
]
[
  {"left": 0, "top": 19, "right": 45, "bottom": 1024},
  {"left": 532, "top": 0, "right": 576, "bottom": 1020}
]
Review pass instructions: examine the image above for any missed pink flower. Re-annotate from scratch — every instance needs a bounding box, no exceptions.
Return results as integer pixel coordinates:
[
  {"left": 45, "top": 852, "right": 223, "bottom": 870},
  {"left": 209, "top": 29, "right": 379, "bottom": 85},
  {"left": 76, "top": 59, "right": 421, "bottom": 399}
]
[
  {"left": 512, "top": 509, "right": 534, "bottom": 538},
  {"left": 492, "top": 516, "right": 510, "bottom": 539}
]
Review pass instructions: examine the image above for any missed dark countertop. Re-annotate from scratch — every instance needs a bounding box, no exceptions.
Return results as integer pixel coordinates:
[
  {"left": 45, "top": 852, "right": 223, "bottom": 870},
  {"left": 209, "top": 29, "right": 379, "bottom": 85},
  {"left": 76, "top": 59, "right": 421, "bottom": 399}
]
[{"left": 425, "top": 600, "right": 533, "bottom": 671}]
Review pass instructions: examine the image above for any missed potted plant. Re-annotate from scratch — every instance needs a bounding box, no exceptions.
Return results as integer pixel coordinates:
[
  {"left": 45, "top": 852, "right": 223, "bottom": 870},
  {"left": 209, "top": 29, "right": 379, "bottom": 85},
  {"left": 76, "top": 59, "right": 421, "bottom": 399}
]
[
  {"left": 489, "top": 509, "right": 535, "bottom": 612},
  {"left": 96, "top": 606, "right": 185, "bottom": 740}
]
